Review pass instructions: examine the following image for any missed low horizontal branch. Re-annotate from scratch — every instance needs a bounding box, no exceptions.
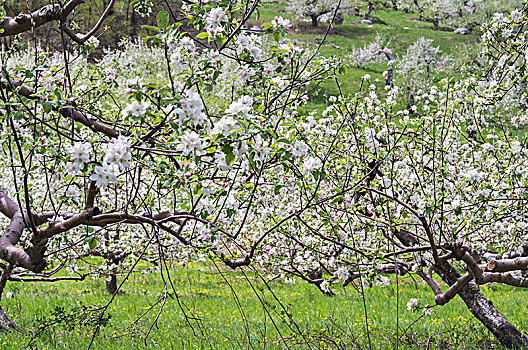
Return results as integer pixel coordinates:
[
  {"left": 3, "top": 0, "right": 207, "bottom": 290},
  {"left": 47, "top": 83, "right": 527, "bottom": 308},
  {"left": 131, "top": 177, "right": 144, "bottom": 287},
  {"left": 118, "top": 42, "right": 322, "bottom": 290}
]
[
  {"left": 0, "top": 0, "right": 83, "bottom": 37},
  {"left": 9, "top": 274, "right": 89, "bottom": 282}
]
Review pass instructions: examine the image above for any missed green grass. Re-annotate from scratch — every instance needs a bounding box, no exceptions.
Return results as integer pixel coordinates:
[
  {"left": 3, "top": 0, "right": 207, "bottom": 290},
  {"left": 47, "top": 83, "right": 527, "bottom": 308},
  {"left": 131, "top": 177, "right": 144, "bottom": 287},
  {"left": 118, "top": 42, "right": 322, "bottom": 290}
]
[
  {"left": 1, "top": 263, "right": 526, "bottom": 349},
  {"left": 251, "top": 3, "right": 480, "bottom": 110}
]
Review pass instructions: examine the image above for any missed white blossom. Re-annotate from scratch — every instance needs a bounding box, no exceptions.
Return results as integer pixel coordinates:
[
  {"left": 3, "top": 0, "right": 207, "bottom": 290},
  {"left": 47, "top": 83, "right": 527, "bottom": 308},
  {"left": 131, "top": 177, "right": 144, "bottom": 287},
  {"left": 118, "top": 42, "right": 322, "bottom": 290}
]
[
  {"left": 302, "top": 156, "right": 322, "bottom": 174},
  {"left": 178, "top": 131, "right": 207, "bottom": 157},
  {"left": 206, "top": 7, "right": 228, "bottom": 32},
  {"left": 123, "top": 100, "right": 151, "bottom": 117},
  {"left": 335, "top": 266, "right": 350, "bottom": 280},
  {"left": 292, "top": 141, "right": 308, "bottom": 157},
  {"left": 407, "top": 298, "right": 419, "bottom": 312},
  {"left": 89, "top": 162, "right": 119, "bottom": 188}
]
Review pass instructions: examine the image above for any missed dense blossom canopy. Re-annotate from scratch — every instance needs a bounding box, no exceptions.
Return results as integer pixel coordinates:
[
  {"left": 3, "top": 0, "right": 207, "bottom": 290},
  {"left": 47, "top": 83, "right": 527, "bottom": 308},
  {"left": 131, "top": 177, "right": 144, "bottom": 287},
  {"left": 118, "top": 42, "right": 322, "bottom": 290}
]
[{"left": 1, "top": 0, "right": 528, "bottom": 347}]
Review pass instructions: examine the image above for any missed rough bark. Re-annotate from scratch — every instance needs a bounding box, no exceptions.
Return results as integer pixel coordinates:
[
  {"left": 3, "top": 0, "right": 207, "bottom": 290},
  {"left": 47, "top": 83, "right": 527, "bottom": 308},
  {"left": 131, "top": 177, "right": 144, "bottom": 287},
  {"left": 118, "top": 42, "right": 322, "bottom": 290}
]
[
  {"left": 433, "top": 15, "right": 439, "bottom": 27},
  {"left": 0, "top": 190, "right": 36, "bottom": 271},
  {"left": 105, "top": 274, "right": 119, "bottom": 295},
  {"left": 383, "top": 52, "right": 394, "bottom": 87},
  {"left": 393, "top": 224, "right": 528, "bottom": 349},
  {"left": 131, "top": 7, "right": 138, "bottom": 36},
  {"left": 435, "top": 261, "right": 528, "bottom": 349},
  {"left": 310, "top": 14, "right": 318, "bottom": 27},
  {"left": 0, "top": 79, "right": 122, "bottom": 139},
  {"left": 365, "top": 2, "right": 373, "bottom": 19},
  {"left": 0, "top": 0, "right": 83, "bottom": 37},
  {"left": 0, "top": 307, "right": 16, "bottom": 330},
  {"left": 0, "top": 264, "right": 15, "bottom": 330}
]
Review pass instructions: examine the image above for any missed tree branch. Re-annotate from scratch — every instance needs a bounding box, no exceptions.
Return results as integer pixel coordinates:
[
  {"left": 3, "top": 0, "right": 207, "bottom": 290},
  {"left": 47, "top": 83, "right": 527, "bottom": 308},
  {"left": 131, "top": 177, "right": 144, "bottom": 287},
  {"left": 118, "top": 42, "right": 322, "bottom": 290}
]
[
  {"left": 0, "top": 0, "right": 84, "bottom": 38},
  {"left": 0, "top": 190, "right": 36, "bottom": 271},
  {"left": 62, "top": 0, "right": 116, "bottom": 44}
]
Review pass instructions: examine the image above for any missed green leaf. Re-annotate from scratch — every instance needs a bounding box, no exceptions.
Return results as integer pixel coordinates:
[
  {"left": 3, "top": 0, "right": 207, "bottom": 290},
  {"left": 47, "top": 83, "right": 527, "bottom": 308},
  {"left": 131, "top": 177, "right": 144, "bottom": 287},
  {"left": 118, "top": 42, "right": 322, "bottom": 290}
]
[
  {"left": 41, "top": 102, "right": 53, "bottom": 114},
  {"left": 54, "top": 88, "right": 63, "bottom": 101},
  {"left": 196, "top": 32, "right": 209, "bottom": 39},
  {"left": 221, "top": 145, "right": 235, "bottom": 165},
  {"left": 226, "top": 151, "right": 235, "bottom": 165},
  {"left": 89, "top": 237, "right": 97, "bottom": 250},
  {"left": 313, "top": 170, "right": 327, "bottom": 181},
  {"left": 330, "top": 196, "right": 343, "bottom": 205},
  {"left": 197, "top": 76, "right": 205, "bottom": 90},
  {"left": 168, "top": 22, "right": 183, "bottom": 31},
  {"left": 156, "top": 11, "right": 169, "bottom": 29},
  {"left": 84, "top": 235, "right": 97, "bottom": 250},
  {"left": 142, "top": 25, "right": 161, "bottom": 32},
  {"left": 13, "top": 111, "right": 24, "bottom": 120}
]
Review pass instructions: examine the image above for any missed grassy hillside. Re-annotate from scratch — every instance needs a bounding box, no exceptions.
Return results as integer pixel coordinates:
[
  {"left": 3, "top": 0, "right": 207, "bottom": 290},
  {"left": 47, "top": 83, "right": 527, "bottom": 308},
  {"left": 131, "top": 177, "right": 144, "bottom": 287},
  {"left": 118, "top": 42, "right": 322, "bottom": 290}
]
[{"left": 251, "top": 2, "right": 480, "bottom": 109}]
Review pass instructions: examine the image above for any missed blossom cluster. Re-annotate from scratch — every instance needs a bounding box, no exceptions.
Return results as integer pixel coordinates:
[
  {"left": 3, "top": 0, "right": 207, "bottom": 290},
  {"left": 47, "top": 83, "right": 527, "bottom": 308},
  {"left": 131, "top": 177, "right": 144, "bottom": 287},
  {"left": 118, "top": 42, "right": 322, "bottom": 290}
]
[
  {"left": 89, "top": 136, "right": 132, "bottom": 188},
  {"left": 206, "top": 7, "right": 228, "bottom": 35}
]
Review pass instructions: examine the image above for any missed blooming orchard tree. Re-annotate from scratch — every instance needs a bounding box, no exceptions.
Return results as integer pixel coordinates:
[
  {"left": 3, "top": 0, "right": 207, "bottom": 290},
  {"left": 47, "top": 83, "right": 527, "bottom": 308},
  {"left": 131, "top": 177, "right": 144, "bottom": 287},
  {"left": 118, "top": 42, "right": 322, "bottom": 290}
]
[
  {"left": 286, "top": 0, "right": 388, "bottom": 26},
  {"left": 1, "top": 0, "right": 528, "bottom": 348},
  {"left": 0, "top": 0, "right": 341, "bottom": 330},
  {"left": 286, "top": 0, "right": 352, "bottom": 27},
  {"left": 398, "top": 0, "right": 481, "bottom": 26},
  {"left": 394, "top": 36, "right": 452, "bottom": 106},
  {"left": 346, "top": 34, "right": 393, "bottom": 68}
]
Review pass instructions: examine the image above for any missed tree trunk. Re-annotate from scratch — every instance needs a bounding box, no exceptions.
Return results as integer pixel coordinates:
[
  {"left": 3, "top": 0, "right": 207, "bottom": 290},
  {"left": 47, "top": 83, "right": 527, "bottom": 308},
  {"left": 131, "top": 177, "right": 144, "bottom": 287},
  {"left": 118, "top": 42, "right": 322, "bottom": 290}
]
[
  {"left": 407, "top": 92, "right": 415, "bottom": 110},
  {"left": 310, "top": 14, "right": 318, "bottom": 27},
  {"left": 435, "top": 262, "right": 528, "bottom": 349},
  {"left": 364, "top": 3, "right": 373, "bottom": 20},
  {"left": 0, "top": 264, "right": 15, "bottom": 330},
  {"left": 131, "top": 9, "right": 138, "bottom": 37},
  {"left": 413, "top": 0, "right": 424, "bottom": 19},
  {"left": 0, "top": 306, "right": 15, "bottom": 330},
  {"left": 105, "top": 274, "right": 118, "bottom": 294}
]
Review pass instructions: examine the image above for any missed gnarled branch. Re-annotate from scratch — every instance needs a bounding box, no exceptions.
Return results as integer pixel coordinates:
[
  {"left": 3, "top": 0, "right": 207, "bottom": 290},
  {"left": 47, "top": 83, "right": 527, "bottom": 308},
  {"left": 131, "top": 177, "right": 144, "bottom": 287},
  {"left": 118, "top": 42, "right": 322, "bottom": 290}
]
[{"left": 0, "top": 0, "right": 83, "bottom": 37}]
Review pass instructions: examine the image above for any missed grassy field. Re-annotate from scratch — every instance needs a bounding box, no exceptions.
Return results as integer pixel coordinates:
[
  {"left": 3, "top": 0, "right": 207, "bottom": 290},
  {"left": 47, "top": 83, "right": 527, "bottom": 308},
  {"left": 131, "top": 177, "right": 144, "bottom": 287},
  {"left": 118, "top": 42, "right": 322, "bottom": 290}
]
[
  {"left": 250, "top": 2, "right": 480, "bottom": 108},
  {"left": 0, "top": 262, "right": 526, "bottom": 349}
]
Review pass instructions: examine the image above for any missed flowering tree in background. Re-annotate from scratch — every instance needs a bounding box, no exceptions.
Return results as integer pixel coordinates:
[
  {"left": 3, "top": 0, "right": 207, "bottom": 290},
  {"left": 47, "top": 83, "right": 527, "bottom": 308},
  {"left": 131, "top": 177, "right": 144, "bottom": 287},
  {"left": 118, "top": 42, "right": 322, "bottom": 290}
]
[
  {"left": 286, "top": 0, "right": 351, "bottom": 27},
  {"left": 1, "top": 0, "right": 528, "bottom": 349},
  {"left": 346, "top": 33, "right": 393, "bottom": 67},
  {"left": 398, "top": 0, "right": 480, "bottom": 25}
]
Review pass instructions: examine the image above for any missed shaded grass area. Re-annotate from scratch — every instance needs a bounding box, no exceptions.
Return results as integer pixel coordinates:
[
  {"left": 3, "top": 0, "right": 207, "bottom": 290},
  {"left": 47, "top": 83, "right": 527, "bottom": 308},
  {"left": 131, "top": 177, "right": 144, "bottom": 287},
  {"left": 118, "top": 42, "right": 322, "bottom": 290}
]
[{"left": 1, "top": 263, "right": 526, "bottom": 349}]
